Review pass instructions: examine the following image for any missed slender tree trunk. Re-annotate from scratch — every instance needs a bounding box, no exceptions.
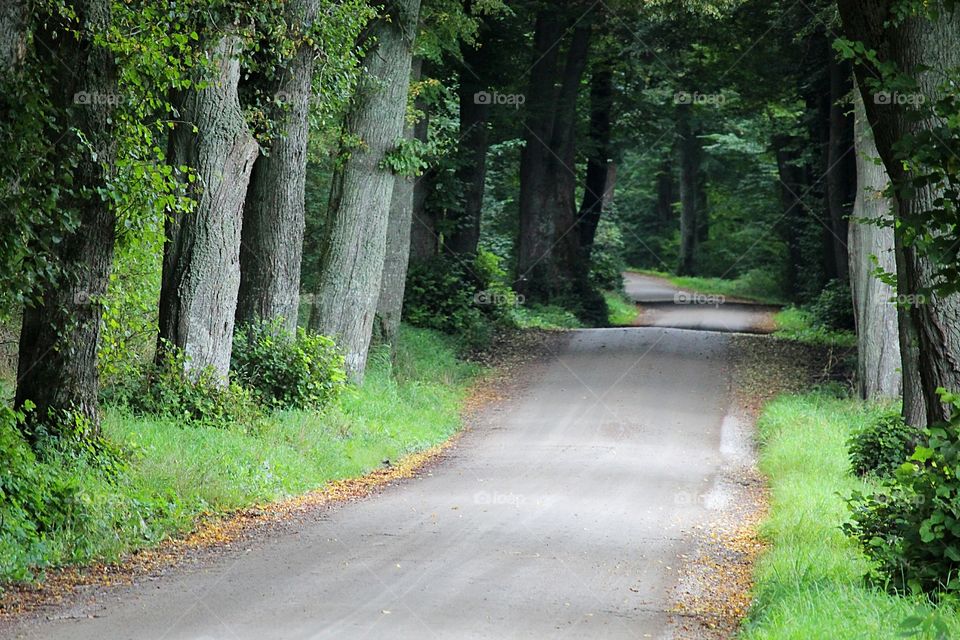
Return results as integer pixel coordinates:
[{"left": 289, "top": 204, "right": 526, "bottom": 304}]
[
  {"left": 447, "top": 36, "right": 491, "bottom": 256},
  {"left": 850, "top": 82, "right": 902, "bottom": 401},
  {"left": 773, "top": 136, "right": 806, "bottom": 302},
  {"left": 516, "top": 11, "right": 563, "bottom": 299},
  {"left": 408, "top": 106, "right": 435, "bottom": 263},
  {"left": 236, "top": 0, "right": 319, "bottom": 333},
  {"left": 15, "top": 0, "right": 117, "bottom": 441},
  {"left": 309, "top": 0, "right": 421, "bottom": 381},
  {"left": 654, "top": 158, "right": 675, "bottom": 233},
  {"left": 827, "top": 55, "right": 854, "bottom": 282},
  {"left": 578, "top": 62, "right": 613, "bottom": 257},
  {"left": 838, "top": 0, "right": 960, "bottom": 424},
  {"left": 677, "top": 102, "right": 700, "bottom": 276},
  {"left": 158, "top": 35, "right": 259, "bottom": 380},
  {"left": 375, "top": 57, "right": 423, "bottom": 347}
]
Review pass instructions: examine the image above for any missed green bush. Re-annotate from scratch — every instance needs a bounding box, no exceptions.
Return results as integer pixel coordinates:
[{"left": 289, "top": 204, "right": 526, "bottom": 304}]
[
  {"left": 403, "top": 251, "right": 515, "bottom": 350},
  {"left": 231, "top": 319, "right": 346, "bottom": 410},
  {"left": 849, "top": 409, "right": 922, "bottom": 478},
  {"left": 589, "top": 219, "right": 626, "bottom": 292},
  {"left": 809, "top": 279, "right": 855, "bottom": 331},
  {"left": 846, "top": 392, "right": 960, "bottom": 594},
  {"left": 128, "top": 345, "right": 265, "bottom": 431}
]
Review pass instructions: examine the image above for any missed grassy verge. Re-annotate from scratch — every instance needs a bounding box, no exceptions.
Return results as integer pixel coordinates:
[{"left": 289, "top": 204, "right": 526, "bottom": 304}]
[
  {"left": 629, "top": 268, "right": 786, "bottom": 305},
  {"left": 1, "top": 326, "right": 480, "bottom": 583},
  {"left": 508, "top": 303, "right": 583, "bottom": 330},
  {"left": 604, "top": 291, "right": 639, "bottom": 326},
  {"left": 772, "top": 306, "right": 856, "bottom": 348},
  {"left": 741, "top": 391, "right": 960, "bottom": 639}
]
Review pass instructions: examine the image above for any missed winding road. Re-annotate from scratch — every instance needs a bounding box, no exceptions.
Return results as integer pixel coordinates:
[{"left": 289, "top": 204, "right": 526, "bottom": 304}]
[{"left": 6, "top": 275, "right": 773, "bottom": 640}]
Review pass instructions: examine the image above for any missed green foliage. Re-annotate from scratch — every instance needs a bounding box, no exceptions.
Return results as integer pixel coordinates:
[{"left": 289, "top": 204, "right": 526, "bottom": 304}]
[
  {"left": 604, "top": 291, "right": 639, "bottom": 326},
  {"left": 125, "top": 346, "right": 265, "bottom": 432},
  {"left": 846, "top": 392, "right": 960, "bottom": 595},
  {"left": 809, "top": 279, "right": 855, "bottom": 331},
  {"left": 773, "top": 306, "right": 857, "bottom": 348},
  {"left": 231, "top": 320, "right": 346, "bottom": 410},
  {"left": 403, "top": 251, "right": 517, "bottom": 350},
  {"left": 589, "top": 219, "right": 627, "bottom": 291},
  {"left": 849, "top": 409, "right": 922, "bottom": 478},
  {"left": 509, "top": 304, "right": 583, "bottom": 330}
]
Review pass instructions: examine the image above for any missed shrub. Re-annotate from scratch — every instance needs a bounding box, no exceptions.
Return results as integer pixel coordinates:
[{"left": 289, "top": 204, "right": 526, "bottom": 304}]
[
  {"left": 129, "top": 345, "right": 265, "bottom": 431},
  {"left": 403, "top": 251, "right": 515, "bottom": 351},
  {"left": 231, "top": 319, "right": 346, "bottom": 410},
  {"left": 809, "top": 279, "right": 855, "bottom": 331},
  {"left": 846, "top": 392, "right": 960, "bottom": 594},
  {"left": 849, "top": 409, "right": 922, "bottom": 478},
  {"left": 589, "top": 219, "right": 626, "bottom": 292}
]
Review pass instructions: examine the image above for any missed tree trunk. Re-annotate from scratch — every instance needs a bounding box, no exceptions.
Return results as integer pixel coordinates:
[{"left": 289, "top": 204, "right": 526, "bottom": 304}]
[
  {"left": 654, "top": 158, "right": 675, "bottom": 232},
  {"left": 849, "top": 82, "right": 902, "bottom": 401},
  {"left": 15, "top": 0, "right": 117, "bottom": 441},
  {"left": 677, "top": 102, "right": 700, "bottom": 276},
  {"left": 773, "top": 136, "right": 806, "bottom": 302},
  {"left": 236, "top": 0, "right": 319, "bottom": 333},
  {"left": 309, "top": 0, "right": 421, "bottom": 381},
  {"left": 447, "top": 37, "right": 491, "bottom": 256},
  {"left": 838, "top": 0, "right": 960, "bottom": 424},
  {"left": 578, "top": 61, "right": 613, "bottom": 257},
  {"left": 408, "top": 107, "right": 435, "bottom": 263},
  {"left": 158, "top": 35, "right": 259, "bottom": 380},
  {"left": 375, "top": 57, "right": 423, "bottom": 347},
  {"left": 516, "top": 11, "right": 563, "bottom": 299},
  {"left": 0, "top": 0, "right": 26, "bottom": 72},
  {"left": 827, "top": 55, "right": 854, "bottom": 282}
]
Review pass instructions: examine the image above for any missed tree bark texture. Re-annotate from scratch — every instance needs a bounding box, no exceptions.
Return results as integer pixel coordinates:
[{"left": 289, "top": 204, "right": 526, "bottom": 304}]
[
  {"left": 158, "top": 35, "right": 259, "bottom": 380},
  {"left": 15, "top": 0, "right": 117, "bottom": 440},
  {"left": 849, "top": 82, "right": 903, "bottom": 401},
  {"left": 838, "top": 0, "right": 960, "bottom": 424},
  {"left": 236, "top": 0, "right": 319, "bottom": 333},
  {"left": 578, "top": 61, "right": 613, "bottom": 257},
  {"left": 309, "top": 0, "right": 421, "bottom": 381},
  {"left": 0, "top": 0, "right": 26, "bottom": 73},
  {"left": 376, "top": 57, "right": 423, "bottom": 347}
]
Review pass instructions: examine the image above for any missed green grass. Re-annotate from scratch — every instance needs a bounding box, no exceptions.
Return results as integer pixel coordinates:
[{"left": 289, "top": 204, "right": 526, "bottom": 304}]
[
  {"left": 508, "top": 303, "right": 583, "bottom": 330},
  {"left": 772, "top": 306, "right": 857, "bottom": 348},
  {"left": 741, "top": 391, "right": 960, "bottom": 639},
  {"left": 0, "top": 326, "right": 480, "bottom": 582},
  {"left": 604, "top": 290, "right": 639, "bottom": 326},
  {"left": 629, "top": 268, "right": 786, "bottom": 305}
]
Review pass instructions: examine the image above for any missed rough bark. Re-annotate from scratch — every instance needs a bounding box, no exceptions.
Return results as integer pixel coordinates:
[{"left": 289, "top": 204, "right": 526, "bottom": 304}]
[
  {"left": 236, "top": 0, "right": 319, "bottom": 333},
  {"left": 0, "top": 0, "right": 26, "bottom": 72},
  {"left": 375, "top": 57, "right": 423, "bottom": 347},
  {"left": 849, "top": 82, "right": 902, "bottom": 401},
  {"left": 838, "top": 0, "right": 960, "bottom": 424},
  {"left": 677, "top": 102, "right": 700, "bottom": 276},
  {"left": 309, "top": 0, "right": 421, "bottom": 381},
  {"left": 15, "top": 0, "right": 117, "bottom": 440},
  {"left": 447, "top": 36, "right": 491, "bottom": 256},
  {"left": 516, "top": 11, "right": 563, "bottom": 299},
  {"left": 578, "top": 62, "right": 613, "bottom": 257},
  {"left": 158, "top": 35, "right": 259, "bottom": 380}
]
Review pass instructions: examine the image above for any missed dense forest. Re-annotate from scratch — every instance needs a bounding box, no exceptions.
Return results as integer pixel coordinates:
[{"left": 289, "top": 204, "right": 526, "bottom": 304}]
[{"left": 3, "top": 0, "right": 960, "bottom": 635}]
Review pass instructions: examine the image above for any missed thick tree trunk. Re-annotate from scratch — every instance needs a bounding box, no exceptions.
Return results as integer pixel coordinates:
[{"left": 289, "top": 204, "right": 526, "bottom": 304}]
[
  {"left": 838, "top": 0, "right": 960, "bottom": 424},
  {"left": 827, "top": 55, "right": 854, "bottom": 282},
  {"left": 0, "top": 0, "right": 26, "bottom": 72},
  {"left": 447, "top": 39, "right": 490, "bottom": 256},
  {"left": 850, "top": 83, "right": 902, "bottom": 401},
  {"left": 677, "top": 103, "right": 700, "bottom": 276},
  {"left": 236, "top": 0, "right": 319, "bottom": 333},
  {"left": 15, "top": 0, "right": 117, "bottom": 441},
  {"left": 375, "top": 57, "right": 423, "bottom": 347},
  {"left": 516, "top": 11, "right": 563, "bottom": 299},
  {"left": 578, "top": 62, "right": 613, "bottom": 257},
  {"left": 309, "top": 0, "right": 421, "bottom": 381},
  {"left": 158, "top": 35, "right": 259, "bottom": 380}
]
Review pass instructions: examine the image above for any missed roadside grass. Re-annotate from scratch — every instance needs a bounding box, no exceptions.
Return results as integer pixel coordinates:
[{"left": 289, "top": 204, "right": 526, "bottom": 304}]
[
  {"left": 628, "top": 268, "right": 786, "bottom": 305},
  {"left": 741, "top": 391, "right": 960, "bottom": 639},
  {"left": 1, "top": 326, "right": 479, "bottom": 583},
  {"left": 772, "top": 306, "right": 856, "bottom": 348},
  {"left": 604, "top": 291, "right": 639, "bottom": 326},
  {"left": 509, "top": 303, "right": 583, "bottom": 330}
]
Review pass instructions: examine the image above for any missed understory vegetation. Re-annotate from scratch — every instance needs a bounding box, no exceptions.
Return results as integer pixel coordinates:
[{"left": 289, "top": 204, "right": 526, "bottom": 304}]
[
  {"left": 743, "top": 391, "right": 960, "bottom": 639},
  {"left": 0, "top": 327, "right": 476, "bottom": 584}
]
